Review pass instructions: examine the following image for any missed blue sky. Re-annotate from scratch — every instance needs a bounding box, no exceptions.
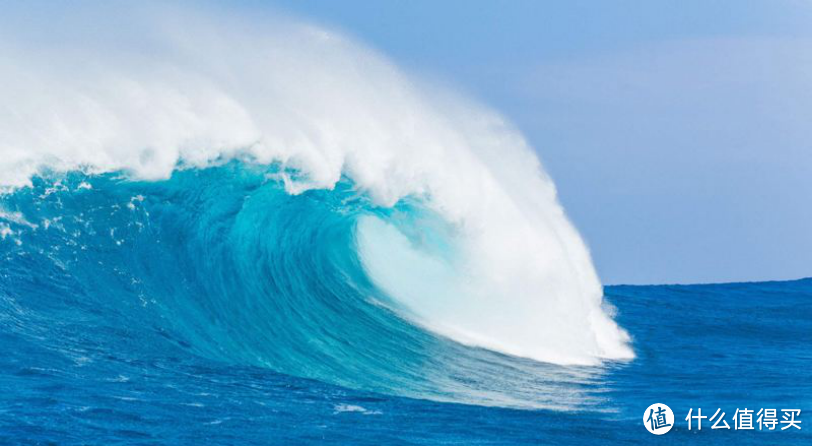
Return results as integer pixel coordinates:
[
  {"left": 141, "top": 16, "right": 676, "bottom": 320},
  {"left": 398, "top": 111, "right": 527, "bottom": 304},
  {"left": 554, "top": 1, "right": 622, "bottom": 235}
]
[{"left": 252, "top": 0, "right": 811, "bottom": 284}]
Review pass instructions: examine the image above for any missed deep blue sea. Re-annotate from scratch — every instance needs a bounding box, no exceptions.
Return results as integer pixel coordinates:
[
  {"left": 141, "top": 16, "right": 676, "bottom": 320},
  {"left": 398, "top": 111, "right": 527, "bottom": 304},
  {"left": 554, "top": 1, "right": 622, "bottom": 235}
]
[{"left": 0, "top": 166, "right": 810, "bottom": 445}]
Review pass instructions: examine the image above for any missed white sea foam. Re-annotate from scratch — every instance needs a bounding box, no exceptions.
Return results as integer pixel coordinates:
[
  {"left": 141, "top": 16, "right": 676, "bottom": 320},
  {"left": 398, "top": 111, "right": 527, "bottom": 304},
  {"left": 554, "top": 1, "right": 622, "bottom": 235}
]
[
  {"left": 0, "top": 3, "right": 633, "bottom": 364},
  {"left": 333, "top": 404, "right": 382, "bottom": 415}
]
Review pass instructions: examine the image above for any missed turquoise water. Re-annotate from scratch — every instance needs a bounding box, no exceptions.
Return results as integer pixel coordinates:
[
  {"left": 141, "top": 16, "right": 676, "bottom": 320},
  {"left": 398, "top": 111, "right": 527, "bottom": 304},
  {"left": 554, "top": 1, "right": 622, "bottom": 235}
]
[{"left": 0, "top": 165, "right": 809, "bottom": 444}]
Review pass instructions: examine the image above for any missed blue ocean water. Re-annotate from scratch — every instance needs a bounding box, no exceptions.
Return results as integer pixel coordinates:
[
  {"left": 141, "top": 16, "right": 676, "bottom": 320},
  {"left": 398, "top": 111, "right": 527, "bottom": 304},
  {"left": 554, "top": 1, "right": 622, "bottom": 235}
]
[{"left": 0, "top": 164, "right": 809, "bottom": 445}]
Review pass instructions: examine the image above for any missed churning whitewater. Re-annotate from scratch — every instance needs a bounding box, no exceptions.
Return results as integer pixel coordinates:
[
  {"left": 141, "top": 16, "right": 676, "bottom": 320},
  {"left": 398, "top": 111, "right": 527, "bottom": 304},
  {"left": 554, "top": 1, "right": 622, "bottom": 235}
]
[{"left": 0, "top": 4, "right": 632, "bottom": 404}]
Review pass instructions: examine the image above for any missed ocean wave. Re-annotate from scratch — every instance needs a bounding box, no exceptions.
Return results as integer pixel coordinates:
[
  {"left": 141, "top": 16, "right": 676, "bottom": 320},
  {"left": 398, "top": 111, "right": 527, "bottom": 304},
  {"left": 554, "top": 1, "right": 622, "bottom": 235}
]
[{"left": 0, "top": 3, "right": 631, "bottom": 407}]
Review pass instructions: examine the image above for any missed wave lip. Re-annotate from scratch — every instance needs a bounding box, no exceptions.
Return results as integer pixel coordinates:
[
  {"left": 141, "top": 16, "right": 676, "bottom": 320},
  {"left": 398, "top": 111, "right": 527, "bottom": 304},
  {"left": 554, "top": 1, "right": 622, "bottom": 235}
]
[{"left": 0, "top": 4, "right": 632, "bottom": 369}]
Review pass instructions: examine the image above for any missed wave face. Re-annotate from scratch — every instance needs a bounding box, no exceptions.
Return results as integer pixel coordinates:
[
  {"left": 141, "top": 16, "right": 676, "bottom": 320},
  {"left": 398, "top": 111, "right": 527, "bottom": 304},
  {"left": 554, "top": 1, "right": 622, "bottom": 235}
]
[
  {"left": 0, "top": 166, "right": 615, "bottom": 408},
  {"left": 0, "top": 4, "right": 631, "bottom": 407}
]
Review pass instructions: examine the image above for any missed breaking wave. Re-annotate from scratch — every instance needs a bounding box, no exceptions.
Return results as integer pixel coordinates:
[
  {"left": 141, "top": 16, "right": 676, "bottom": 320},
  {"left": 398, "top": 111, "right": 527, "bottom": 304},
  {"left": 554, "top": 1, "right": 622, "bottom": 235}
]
[{"left": 0, "top": 2, "right": 632, "bottom": 408}]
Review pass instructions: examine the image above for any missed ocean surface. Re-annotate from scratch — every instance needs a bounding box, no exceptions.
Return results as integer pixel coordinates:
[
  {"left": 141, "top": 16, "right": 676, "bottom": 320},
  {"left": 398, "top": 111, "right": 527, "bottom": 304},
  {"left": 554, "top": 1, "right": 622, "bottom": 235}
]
[{"left": 0, "top": 166, "right": 809, "bottom": 445}]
